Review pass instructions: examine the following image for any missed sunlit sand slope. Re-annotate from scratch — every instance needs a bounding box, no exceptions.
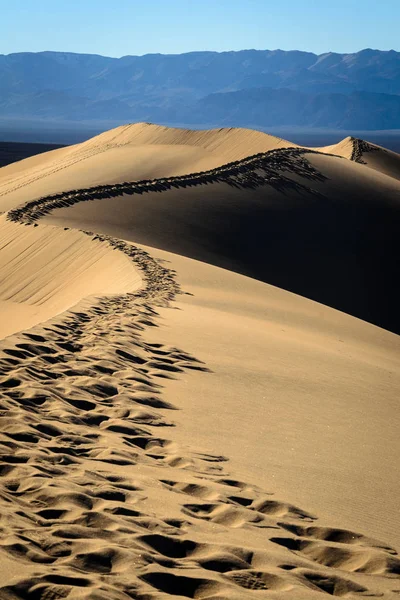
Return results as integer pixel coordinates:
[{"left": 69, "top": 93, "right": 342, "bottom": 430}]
[
  {"left": 0, "top": 124, "right": 296, "bottom": 211},
  {"left": 0, "top": 216, "right": 141, "bottom": 338}
]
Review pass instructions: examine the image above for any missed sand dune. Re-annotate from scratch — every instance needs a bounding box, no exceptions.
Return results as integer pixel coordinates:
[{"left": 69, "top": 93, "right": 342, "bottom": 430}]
[
  {"left": 0, "top": 124, "right": 399, "bottom": 599},
  {"left": 2, "top": 123, "right": 397, "bottom": 214},
  {"left": 24, "top": 146, "right": 399, "bottom": 333},
  {"left": 0, "top": 124, "right": 295, "bottom": 212},
  {"left": 319, "top": 136, "right": 400, "bottom": 180},
  {"left": 352, "top": 140, "right": 400, "bottom": 181}
]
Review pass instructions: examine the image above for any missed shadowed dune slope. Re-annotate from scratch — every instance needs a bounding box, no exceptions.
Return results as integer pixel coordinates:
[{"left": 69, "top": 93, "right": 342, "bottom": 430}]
[
  {"left": 0, "top": 216, "right": 141, "bottom": 339},
  {"left": 355, "top": 142, "right": 400, "bottom": 181},
  {"left": 41, "top": 150, "right": 400, "bottom": 334}
]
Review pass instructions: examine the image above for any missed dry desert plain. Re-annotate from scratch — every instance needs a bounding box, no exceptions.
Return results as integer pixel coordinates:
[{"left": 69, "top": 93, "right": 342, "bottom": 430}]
[{"left": 0, "top": 123, "right": 399, "bottom": 599}]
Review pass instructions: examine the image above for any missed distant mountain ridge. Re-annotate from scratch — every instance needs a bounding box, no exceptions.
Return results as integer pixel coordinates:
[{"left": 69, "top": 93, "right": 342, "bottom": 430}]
[{"left": 1, "top": 49, "right": 399, "bottom": 129}]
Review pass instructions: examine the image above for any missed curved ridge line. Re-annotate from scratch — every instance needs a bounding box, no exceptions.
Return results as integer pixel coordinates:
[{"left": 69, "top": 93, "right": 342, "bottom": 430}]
[{"left": 7, "top": 147, "right": 332, "bottom": 225}]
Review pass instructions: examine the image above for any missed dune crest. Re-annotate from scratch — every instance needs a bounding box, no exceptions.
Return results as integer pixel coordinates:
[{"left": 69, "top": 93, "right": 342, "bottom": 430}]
[
  {"left": 2, "top": 122, "right": 398, "bottom": 213},
  {"left": 318, "top": 135, "right": 400, "bottom": 180},
  {"left": 81, "top": 122, "right": 296, "bottom": 156}
]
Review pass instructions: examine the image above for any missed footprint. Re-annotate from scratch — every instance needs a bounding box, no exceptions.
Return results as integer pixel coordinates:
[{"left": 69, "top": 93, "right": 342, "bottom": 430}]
[
  {"left": 199, "top": 552, "right": 250, "bottom": 573},
  {"left": 271, "top": 537, "right": 400, "bottom": 576},
  {"left": 252, "top": 499, "right": 316, "bottom": 521},
  {"left": 226, "top": 570, "right": 293, "bottom": 592},
  {"left": 130, "top": 394, "right": 177, "bottom": 410},
  {"left": 301, "top": 571, "right": 375, "bottom": 597},
  {"left": 161, "top": 479, "right": 220, "bottom": 501},
  {"left": 138, "top": 533, "right": 198, "bottom": 558},
  {"left": 93, "top": 489, "right": 126, "bottom": 502},
  {"left": 74, "top": 548, "right": 115, "bottom": 574},
  {"left": 1, "top": 541, "right": 56, "bottom": 564},
  {"left": 139, "top": 571, "right": 222, "bottom": 598},
  {"left": 278, "top": 523, "right": 398, "bottom": 554},
  {"left": 36, "top": 509, "right": 69, "bottom": 520},
  {"left": 0, "top": 377, "right": 21, "bottom": 389},
  {"left": 182, "top": 502, "right": 254, "bottom": 528}
]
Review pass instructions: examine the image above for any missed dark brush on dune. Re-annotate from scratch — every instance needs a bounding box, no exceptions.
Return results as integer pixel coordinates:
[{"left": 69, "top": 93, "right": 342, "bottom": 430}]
[
  {"left": 350, "top": 137, "right": 387, "bottom": 163},
  {"left": 7, "top": 147, "right": 328, "bottom": 224}
]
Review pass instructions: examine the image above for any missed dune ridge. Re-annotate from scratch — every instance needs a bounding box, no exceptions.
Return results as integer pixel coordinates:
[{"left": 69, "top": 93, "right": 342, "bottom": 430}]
[
  {"left": 7, "top": 147, "right": 327, "bottom": 225},
  {"left": 1, "top": 123, "right": 399, "bottom": 214},
  {"left": 80, "top": 123, "right": 296, "bottom": 159},
  {"left": 0, "top": 124, "right": 296, "bottom": 211},
  {"left": 349, "top": 138, "right": 400, "bottom": 181}
]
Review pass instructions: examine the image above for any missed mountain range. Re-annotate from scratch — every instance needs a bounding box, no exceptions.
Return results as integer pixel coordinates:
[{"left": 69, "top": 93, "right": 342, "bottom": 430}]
[{"left": 1, "top": 49, "right": 400, "bottom": 129}]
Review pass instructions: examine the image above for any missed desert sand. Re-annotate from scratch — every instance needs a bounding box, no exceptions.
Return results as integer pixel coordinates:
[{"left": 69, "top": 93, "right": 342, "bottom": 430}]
[{"left": 0, "top": 124, "right": 399, "bottom": 599}]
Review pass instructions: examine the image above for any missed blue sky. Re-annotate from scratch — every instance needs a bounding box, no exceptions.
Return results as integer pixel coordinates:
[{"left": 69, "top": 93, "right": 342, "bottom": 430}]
[{"left": 1, "top": 0, "right": 398, "bottom": 57}]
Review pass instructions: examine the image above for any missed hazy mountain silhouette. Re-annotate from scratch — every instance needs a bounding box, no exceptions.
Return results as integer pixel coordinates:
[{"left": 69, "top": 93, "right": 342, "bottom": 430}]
[{"left": 1, "top": 49, "right": 399, "bottom": 129}]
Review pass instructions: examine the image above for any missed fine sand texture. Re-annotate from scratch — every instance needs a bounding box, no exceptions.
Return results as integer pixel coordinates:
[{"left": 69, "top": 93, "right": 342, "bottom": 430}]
[
  {"left": 0, "top": 215, "right": 140, "bottom": 339},
  {"left": 0, "top": 124, "right": 399, "bottom": 599}
]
